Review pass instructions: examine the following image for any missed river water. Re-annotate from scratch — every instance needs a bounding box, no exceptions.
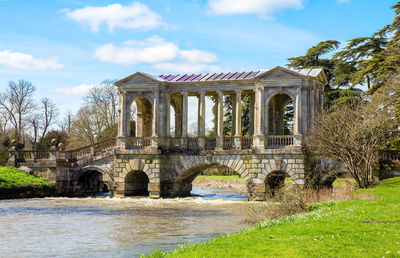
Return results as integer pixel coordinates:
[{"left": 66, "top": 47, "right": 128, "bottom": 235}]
[{"left": 0, "top": 187, "right": 258, "bottom": 257}]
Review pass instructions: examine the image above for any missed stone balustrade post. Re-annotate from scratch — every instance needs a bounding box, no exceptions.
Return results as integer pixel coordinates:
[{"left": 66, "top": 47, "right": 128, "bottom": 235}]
[{"left": 8, "top": 147, "right": 16, "bottom": 166}]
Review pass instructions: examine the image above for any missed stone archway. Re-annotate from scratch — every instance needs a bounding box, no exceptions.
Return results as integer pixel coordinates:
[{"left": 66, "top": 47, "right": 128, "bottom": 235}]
[
  {"left": 73, "top": 168, "right": 109, "bottom": 196},
  {"left": 130, "top": 97, "right": 153, "bottom": 137},
  {"left": 264, "top": 170, "right": 290, "bottom": 196},
  {"left": 124, "top": 170, "right": 150, "bottom": 196},
  {"left": 267, "top": 93, "right": 294, "bottom": 135}
]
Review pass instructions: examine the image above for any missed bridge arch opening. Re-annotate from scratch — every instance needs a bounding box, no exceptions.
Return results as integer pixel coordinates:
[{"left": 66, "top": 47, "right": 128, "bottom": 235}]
[
  {"left": 267, "top": 93, "right": 294, "bottom": 135},
  {"left": 124, "top": 170, "right": 149, "bottom": 196},
  {"left": 264, "top": 171, "right": 290, "bottom": 196},
  {"left": 174, "top": 164, "right": 248, "bottom": 198},
  {"left": 75, "top": 170, "right": 108, "bottom": 196},
  {"left": 129, "top": 97, "right": 152, "bottom": 137}
]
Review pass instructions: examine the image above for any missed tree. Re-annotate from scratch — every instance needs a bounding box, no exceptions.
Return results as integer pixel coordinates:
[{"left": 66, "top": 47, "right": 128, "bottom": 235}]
[
  {"left": 27, "top": 98, "right": 58, "bottom": 150},
  {"left": 67, "top": 82, "right": 118, "bottom": 149},
  {"left": 287, "top": 40, "right": 340, "bottom": 83},
  {"left": 333, "top": 26, "right": 389, "bottom": 90},
  {"left": 0, "top": 80, "right": 36, "bottom": 141},
  {"left": 307, "top": 98, "right": 398, "bottom": 188}
]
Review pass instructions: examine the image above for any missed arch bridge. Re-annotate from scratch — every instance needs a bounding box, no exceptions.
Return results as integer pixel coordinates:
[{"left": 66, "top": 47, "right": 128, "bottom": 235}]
[{"left": 9, "top": 66, "right": 328, "bottom": 200}]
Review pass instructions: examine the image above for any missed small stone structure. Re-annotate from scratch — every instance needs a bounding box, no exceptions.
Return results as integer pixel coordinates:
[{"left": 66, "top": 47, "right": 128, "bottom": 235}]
[{"left": 9, "top": 66, "right": 330, "bottom": 200}]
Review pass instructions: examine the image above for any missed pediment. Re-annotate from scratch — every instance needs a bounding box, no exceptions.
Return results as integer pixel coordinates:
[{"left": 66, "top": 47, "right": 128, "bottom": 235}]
[
  {"left": 257, "top": 67, "right": 302, "bottom": 80},
  {"left": 115, "top": 72, "right": 161, "bottom": 85}
]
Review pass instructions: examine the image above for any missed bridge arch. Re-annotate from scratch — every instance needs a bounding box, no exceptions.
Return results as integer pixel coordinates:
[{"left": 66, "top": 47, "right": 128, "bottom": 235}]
[
  {"left": 125, "top": 170, "right": 149, "bottom": 196},
  {"left": 72, "top": 166, "right": 113, "bottom": 196},
  {"left": 171, "top": 155, "right": 249, "bottom": 197}
]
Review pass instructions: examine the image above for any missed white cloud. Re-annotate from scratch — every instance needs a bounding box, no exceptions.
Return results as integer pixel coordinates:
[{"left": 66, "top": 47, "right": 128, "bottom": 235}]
[
  {"left": 54, "top": 83, "right": 95, "bottom": 96},
  {"left": 208, "top": 0, "right": 303, "bottom": 16},
  {"left": 94, "top": 36, "right": 219, "bottom": 73},
  {"left": 65, "top": 2, "right": 165, "bottom": 32},
  {"left": 0, "top": 50, "right": 62, "bottom": 71}
]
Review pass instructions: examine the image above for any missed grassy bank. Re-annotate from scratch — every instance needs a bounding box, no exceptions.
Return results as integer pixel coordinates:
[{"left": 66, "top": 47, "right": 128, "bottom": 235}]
[
  {"left": 192, "top": 175, "right": 247, "bottom": 193},
  {"left": 0, "top": 166, "right": 56, "bottom": 199},
  {"left": 149, "top": 178, "right": 400, "bottom": 257}
]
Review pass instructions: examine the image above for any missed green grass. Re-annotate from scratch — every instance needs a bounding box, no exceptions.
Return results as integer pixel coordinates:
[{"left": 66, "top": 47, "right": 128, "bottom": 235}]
[
  {"left": 0, "top": 166, "right": 53, "bottom": 188},
  {"left": 195, "top": 175, "right": 245, "bottom": 182},
  {"left": 148, "top": 178, "right": 400, "bottom": 257}
]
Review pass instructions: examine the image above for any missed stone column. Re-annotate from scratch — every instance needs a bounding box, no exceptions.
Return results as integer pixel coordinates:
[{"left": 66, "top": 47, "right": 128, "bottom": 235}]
[
  {"left": 152, "top": 92, "right": 158, "bottom": 137},
  {"left": 310, "top": 87, "right": 315, "bottom": 129},
  {"left": 254, "top": 86, "right": 265, "bottom": 148},
  {"left": 232, "top": 94, "right": 236, "bottom": 136},
  {"left": 151, "top": 91, "right": 159, "bottom": 148},
  {"left": 118, "top": 92, "right": 127, "bottom": 137},
  {"left": 294, "top": 87, "right": 303, "bottom": 146},
  {"left": 175, "top": 112, "right": 182, "bottom": 137},
  {"left": 214, "top": 94, "right": 218, "bottom": 136},
  {"left": 165, "top": 92, "right": 171, "bottom": 137},
  {"left": 217, "top": 91, "right": 224, "bottom": 137},
  {"left": 216, "top": 91, "right": 224, "bottom": 150},
  {"left": 234, "top": 90, "right": 242, "bottom": 149},
  {"left": 182, "top": 92, "right": 188, "bottom": 137},
  {"left": 198, "top": 91, "right": 206, "bottom": 148},
  {"left": 198, "top": 91, "right": 206, "bottom": 136},
  {"left": 249, "top": 93, "right": 255, "bottom": 136}
]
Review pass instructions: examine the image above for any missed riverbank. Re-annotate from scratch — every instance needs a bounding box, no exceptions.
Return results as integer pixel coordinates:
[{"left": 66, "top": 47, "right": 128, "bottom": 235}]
[
  {"left": 192, "top": 175, "right": 247, "bottom": 193},
  {"left": 149, "top": 177, "right": 400, "bottom": 257},
  {"left": 0, "top": 166, "right": 56, "bottom": 199}
]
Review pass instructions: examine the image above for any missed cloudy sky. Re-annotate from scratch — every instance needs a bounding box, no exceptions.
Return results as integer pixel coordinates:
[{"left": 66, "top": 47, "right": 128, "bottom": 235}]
[{"left": 0, "top": 0, "right": 396, "bottom": 121}]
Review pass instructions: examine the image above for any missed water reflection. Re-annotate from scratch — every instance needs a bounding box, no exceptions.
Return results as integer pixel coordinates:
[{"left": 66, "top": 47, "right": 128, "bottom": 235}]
[{"left": 0, "top": 187, "right": 259, "bottom": 257}]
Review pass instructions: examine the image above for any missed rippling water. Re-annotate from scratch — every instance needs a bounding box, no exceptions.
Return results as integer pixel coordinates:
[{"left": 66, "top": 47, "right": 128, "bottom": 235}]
[{"left": 0, "top": 187, "right": 258, "bottom": 257}]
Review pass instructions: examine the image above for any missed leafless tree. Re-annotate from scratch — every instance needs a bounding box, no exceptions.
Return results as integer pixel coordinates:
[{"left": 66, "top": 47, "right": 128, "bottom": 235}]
[
  {"left": 67, "top": 82, "right": 119, "bottom": 149},
  {"left": 0, "top": 80, "right": 36, "bottom": 141},
  {"left": 27, "top": 98, "right": 58, "bottom": 149},
  {"left": 307, "top": 97, "right": 398, "bottom": 188}
]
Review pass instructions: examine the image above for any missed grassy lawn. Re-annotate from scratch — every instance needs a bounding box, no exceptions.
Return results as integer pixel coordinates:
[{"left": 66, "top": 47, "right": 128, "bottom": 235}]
[
  {"left": 0, "top": 166, "right": 52, "bottom": 188},
  {"left": 194, "top": 175, "right": 245, "bottom": 182},
  {"left": 149, "top": 177, "right": 400, "bottom": 257}
]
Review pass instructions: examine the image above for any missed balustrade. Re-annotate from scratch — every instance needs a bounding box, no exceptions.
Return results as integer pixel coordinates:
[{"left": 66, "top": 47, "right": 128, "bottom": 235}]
[
  {"left": 126, "top": 137, "right": 152, "bottom": 149},
  {"left": 223, "top": 137, "right": 235, "bottom": 150},
  {"left": 266, "top": 135, "right": 294, "bottom": 147},
  {"left": 205, "top": 137, "right": 216, "bottom": 150},
  {"left": 241, "top": 136, "right": 253, "bottom": 149}
]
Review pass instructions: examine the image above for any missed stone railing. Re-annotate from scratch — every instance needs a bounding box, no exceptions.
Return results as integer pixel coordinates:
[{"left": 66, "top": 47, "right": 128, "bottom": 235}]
[
  {"left": 187, "top": 137, "right": 198, "bottom": 149},
  {"left": 380, "top": 150, "right": 400, "bottom": 162},
  {"left": 241, "top": 136, "right": 253, "bottom": 149},
  {"left": 126, "top": 137, "right": 152, "bottom": 149},
  {"left": 223, "top": 137, "right": 235, "bottom": 150},
  {"left": 93, "top": 138, "right": 117, "bottom": 154},
  {"left": 68, "top": 145, "right": 92, "bottom": 160},
  {"left": 16, "top": 150, "right": 50, "bottom": 162},
  {"left": 266, "top": 135, "right": 294, "bottom": 147},
  {"left": 205, "top": 137, "right": 216, "bottom": 150}
]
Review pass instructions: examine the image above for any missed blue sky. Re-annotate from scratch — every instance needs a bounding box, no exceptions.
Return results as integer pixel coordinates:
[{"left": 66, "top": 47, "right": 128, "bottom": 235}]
[{"left": 0, "top": 0, "right": 397, "bottom": 120}]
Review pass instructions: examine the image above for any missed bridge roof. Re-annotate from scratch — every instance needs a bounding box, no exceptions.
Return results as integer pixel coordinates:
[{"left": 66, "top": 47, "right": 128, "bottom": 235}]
[
  {"left": 115, "top": 66, "right": 327, "bottom": 85},
  {"left": 158, "top": 67, "right": 324, "bottom": 82}
]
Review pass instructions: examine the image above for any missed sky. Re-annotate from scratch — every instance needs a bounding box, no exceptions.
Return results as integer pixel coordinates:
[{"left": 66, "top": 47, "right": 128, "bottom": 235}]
[{"left": 0, "top": 0, "right": 397, "bottom": 126}]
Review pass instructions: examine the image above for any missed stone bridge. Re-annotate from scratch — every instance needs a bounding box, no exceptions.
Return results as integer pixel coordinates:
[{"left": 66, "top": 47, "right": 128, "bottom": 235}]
[{"left": 8, "top": 66, "right": 335, "bottom": 200}]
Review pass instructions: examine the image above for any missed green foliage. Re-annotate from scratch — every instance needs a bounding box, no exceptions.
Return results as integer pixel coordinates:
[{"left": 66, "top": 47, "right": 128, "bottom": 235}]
[
  {"left": 147, "top": 178, "right": 400, "bottom": 257},
  {"left": 241, "top": 95, "right": 250, "bottom": 135},
  {"left": 37, "top": 130, "right": 68, "bottom": 150},
  {"left": 223, "top": 95, "right": 232, "bottom": 135},
  {"left": 0, "top": 166, "right": 53, "bottom": 188},
  {"left": 287, "top": 40, "right": 340, "bottom": 82},
  {"left": 324, "top": 88, "right": 363, "bottom": 110}
]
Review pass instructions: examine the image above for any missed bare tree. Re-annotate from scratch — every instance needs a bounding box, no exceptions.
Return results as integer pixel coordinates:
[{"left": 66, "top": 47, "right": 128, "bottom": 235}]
[
  {"left": 27, "top": 98, "right": 58, "bottom": 149},
  {"left": 67, "top": 82, "right": 119, "bottom": 149},
  {"left": 307, "top": 100, "right": 398, "bottom": 188},
  {"left": 0, "top": 80, "right": 36, "bottom": 141}
]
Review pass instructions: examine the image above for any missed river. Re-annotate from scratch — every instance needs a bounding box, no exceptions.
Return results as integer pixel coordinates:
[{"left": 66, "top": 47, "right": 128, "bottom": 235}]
[{"left": 0, "top": 187, "right": 259, "bottom": 257}]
